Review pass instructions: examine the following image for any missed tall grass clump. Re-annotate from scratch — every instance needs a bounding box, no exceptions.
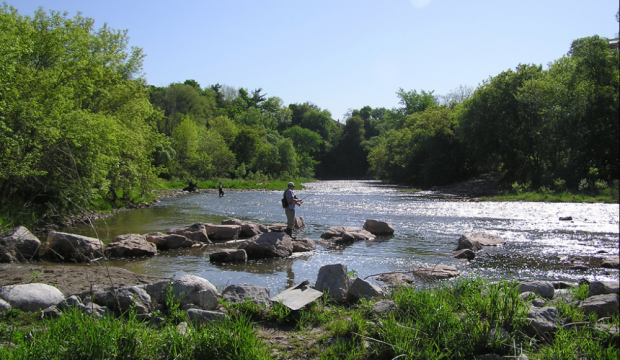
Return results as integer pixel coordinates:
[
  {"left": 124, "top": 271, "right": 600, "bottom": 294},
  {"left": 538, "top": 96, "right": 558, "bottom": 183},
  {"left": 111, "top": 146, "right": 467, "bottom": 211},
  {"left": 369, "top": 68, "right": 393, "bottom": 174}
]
[
  {"left": 162, "top": 314, "right": 272, "bottom": 360},
  {"left": 0, "top": 308, "right": 158, "bottom": 360},
  {"left": 371, "top": 278, "right": 529, "bottom": 359}
]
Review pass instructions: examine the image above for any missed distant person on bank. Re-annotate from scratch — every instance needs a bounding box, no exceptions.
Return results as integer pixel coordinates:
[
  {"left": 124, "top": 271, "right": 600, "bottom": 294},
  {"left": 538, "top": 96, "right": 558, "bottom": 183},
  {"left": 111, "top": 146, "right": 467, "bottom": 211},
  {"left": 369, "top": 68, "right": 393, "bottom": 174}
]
[{"left": 284, "top": 182, "right": 302, "bottom": 238}]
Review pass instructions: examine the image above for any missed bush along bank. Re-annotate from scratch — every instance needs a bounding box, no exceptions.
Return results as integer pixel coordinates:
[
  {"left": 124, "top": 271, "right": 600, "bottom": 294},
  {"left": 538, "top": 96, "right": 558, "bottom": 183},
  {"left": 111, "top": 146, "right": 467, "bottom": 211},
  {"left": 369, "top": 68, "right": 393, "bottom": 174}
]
[{"left": 0, "top": 265, "right": 618, "bottom": 360}]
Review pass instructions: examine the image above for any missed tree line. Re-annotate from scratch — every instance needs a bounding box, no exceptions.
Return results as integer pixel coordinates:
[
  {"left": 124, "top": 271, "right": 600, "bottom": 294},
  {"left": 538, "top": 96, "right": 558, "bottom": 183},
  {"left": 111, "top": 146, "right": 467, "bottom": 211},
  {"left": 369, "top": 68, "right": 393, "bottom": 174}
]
[{"left": 0, "top": 5, "right": 618, "bottom": 225}]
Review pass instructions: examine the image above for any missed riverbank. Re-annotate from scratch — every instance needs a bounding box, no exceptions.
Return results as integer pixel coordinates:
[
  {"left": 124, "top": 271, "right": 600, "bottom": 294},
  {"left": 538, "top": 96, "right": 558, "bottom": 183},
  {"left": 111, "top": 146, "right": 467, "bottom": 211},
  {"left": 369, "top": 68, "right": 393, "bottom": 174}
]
[{"left": 0, "top": 271, "right": 617, "bottom": 360}]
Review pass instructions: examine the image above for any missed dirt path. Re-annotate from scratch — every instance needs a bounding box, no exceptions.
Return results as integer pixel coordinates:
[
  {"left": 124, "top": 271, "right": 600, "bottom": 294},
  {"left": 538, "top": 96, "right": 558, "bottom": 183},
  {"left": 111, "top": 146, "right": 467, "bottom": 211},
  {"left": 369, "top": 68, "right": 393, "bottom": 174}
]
[{"left": 0, "top": 263, "right": 168, "bottom": 297}]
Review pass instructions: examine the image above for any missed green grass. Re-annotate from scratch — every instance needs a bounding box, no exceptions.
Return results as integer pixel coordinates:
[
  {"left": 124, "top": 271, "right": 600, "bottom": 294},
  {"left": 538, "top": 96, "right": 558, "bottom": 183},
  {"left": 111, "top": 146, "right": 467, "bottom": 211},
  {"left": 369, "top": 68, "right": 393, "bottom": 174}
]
[{"left": 1, "top": 278, "right": 618, "bottom": 360}]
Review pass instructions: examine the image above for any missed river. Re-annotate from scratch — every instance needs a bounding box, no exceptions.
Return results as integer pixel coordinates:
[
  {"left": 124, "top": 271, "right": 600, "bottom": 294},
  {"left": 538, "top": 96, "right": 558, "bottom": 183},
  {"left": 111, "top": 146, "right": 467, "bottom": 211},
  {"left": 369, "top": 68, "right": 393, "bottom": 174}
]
[{"left": 69, "top": 180, "right": 619, "bottom": 294}]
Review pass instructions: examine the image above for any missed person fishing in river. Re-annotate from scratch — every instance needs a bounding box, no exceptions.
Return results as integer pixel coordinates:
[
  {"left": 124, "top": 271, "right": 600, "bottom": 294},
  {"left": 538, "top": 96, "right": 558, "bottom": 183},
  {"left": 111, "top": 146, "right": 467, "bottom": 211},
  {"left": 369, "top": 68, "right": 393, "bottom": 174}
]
[
  {"left": 283, "top": 181, "right": 303, "bottom": 238},
  {"left": 218, "top": 181, "right": 224, "bottom": 197}
]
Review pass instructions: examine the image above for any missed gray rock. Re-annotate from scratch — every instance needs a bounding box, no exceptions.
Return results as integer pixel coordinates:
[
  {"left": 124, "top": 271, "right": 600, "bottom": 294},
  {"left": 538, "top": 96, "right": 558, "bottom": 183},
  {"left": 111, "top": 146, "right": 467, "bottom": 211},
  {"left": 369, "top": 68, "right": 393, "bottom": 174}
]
[
  {"left": 453, "top": 249, "right": 476, "bottom": 260},
  {"left": 413, "top": 265, "right": 459, "bottom": 281},
  {"left": 518, "top": 281, "right": 554, "bottom": 299},
  {"left": 519, "top": 291, "right": 535, "bottom": 301},
  {"left": 105, "top": 235, "right": 157, "bottom": 259},
  {"left": 266, "top": 223, "right": 287, "bottom": 232},
  {"left": 238, "top": 232, "right": 293, "bottom": 259},
  {"left": 578, "top": 294, "right": 619, "bottom": 318},
  {"left": 221, "top": 284, "right": 270, "bottom": 308},
  {"left": 375, "top": 272, "right": 415, "bottom": 286},
  {"left": 58, "top": 295, "right": 112, "bottom": 318},
  {"left": 90, "top": 286, "right": 152, "bottom": 315},
  {"left": 221, "top": 218, "right": 268, "bottom": 238},
  {"left": 588, "top": 281, "right": 619, "bottom": 297},
  {"left": 168, "top": 223, "right": 210, "bottom": 243},
  {"left": 44, "top": 231, "right": 104, "bottom": 262},
  {"left": 172, "top": 275, "right": 220, "bottom": 310},
  {"left": 138, "top": 280, "right": 171, "bottom": 305},
  {"left": 176, "top": 322, "right": 190, "bottom": 336},
  {"left": 145, "top": 232, "right": 195, "bottom": 250},
  {"left": 40, "top": 305, "right": 62, "bottom": 319},
  {"left": 0, "top": 283, "right": 64, "bottom": 312},
  {"left": 553, "top": 281, "right": 576, "bottom": 289},
  {"left": 0, "top": 298, "right": 10, "bottom": 312},
  {"left": 0, "top": 226, "right": 41, "bottom": 262},
  {"left": 347, "top": 278, "right": 385, "bottom": 301},
  {"left": 320, "top": 226, "right": 375, "bottom": 244},
  {"left": 531, "top": 299, "right": 546, "bottom": 307},
  {"left": 455, "top": 233, "right": 505, "bottom": 252},
  {"left": 372, "top": 300, "right": 398, "bottom": 315},
  {"left": 57, "top": 295, "right": 83, "bottom": 310},
  {"left": 600, "top": 256, "right": 619, "bottom": 269},
  {"left": 209, "top": 248, "right": 247, "bottom": 262},
  {"left": 551, "top": 289, "right": 575, "bottom": 304},
  {"left": 204, "top": 224, "right": 241, "bottom": 241},
  {"left": 362, "top": 220, "right": 394, "bottom": 235},
  {"left": 315, "top": 264, "right": 351, "bottom": 302},
  {"left": 186, "top": 309, "right": 228, "bottom": 324},
  {"left": 292, "top": 238, "right": 316, "bottom": 252},
  {"left": 294, "top": 217, "right": 305, "bottom": 229},
  {"left": 486, "top": 327, "right": 511, "bottom": 345},
  {"left": 526, "top": 306, "right": 559, "bottom": 335}
]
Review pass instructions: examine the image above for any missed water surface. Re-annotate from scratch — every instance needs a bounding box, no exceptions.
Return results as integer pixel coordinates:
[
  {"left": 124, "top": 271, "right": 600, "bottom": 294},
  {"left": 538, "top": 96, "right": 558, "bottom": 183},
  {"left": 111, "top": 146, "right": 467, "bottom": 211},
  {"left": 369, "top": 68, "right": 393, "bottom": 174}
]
[{"left": 69, "top": 180, "right": 619, "bottom": 294}]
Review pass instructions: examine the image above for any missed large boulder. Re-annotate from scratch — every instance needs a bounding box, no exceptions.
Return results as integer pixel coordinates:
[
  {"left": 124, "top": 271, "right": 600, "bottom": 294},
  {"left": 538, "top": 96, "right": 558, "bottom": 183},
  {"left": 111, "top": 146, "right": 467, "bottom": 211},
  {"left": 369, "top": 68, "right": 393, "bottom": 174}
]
[
  {"left": 292, "top": 238, "right": 316, "bottom": 252},
  {"left": 0, "top": 283, "right": 64, "bottom": 312},
  {"left": 209, "top": 248, "right": 247, "bottom": 262},
  {"left": 168, "top": 223, "right": 210, "bottom": 243},
  {"left": 315, "top": 264, "right": 351, "bottom": 302},
  {"left": 578, "top": 294, "right": 619, "bottom": 318},
  {"left": 45, "top": 231, "right": 104, "bottom": 262},
  {"left": 455, "top": 233, "right": 505, "bottom": 252},
  {"left": 347, "top": 278, "right": 385, "bottom": 301},
  {"left": 517, "top": 281, "right": 555, "bottom": 300},
  {"left": 0, "top": 226, "right": 41, "bottom": 263},
  {"left": 413, "top": 265, "right": 459, "bottom": 281},
  {"left": 145, "top": 232, "right": 195, "bottom": 250},
  {"left": 588, "top": 281, "right": 619, "bottom": 297},
  {"left": 204, "top": 224, "right": 241, "bottom": 241},
  {"left": 171, "top": 275, "right": 220, "bottom": 310},
  {"left": 238, "top": 232, "right": 293, "bottom": 259},
  {"left": 105, "top": 234, "right": 157, "bottom": 259},
  {"left": 319, "top": 226, "right": 375, "bottom": 244},
  {"left": 525, "top": 306, "right": 559, "bottom": 335},
  {"left": 221, "top": 284, "right": 270, "bottom": 308},
  {"left": 363, "top": 220, "right": 395, "bottom": 236},
  {"left": 89, "top": 286, "right": 152, "bottom": 315}
]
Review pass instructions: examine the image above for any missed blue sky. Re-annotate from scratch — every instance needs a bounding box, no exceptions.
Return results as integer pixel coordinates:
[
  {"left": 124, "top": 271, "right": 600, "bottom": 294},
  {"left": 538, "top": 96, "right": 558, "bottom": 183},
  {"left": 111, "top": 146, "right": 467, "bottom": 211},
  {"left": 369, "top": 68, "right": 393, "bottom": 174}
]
[{"left": 10, "top": 0, "right": 619, "bottom": 121}]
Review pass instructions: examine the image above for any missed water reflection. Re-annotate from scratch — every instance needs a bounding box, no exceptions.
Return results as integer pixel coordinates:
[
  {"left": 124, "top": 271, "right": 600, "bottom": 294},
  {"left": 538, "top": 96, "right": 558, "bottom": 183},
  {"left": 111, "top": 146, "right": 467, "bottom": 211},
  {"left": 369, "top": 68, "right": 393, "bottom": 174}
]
[{"left": 61, "top": 180, "right": 619, "bottom": 294}]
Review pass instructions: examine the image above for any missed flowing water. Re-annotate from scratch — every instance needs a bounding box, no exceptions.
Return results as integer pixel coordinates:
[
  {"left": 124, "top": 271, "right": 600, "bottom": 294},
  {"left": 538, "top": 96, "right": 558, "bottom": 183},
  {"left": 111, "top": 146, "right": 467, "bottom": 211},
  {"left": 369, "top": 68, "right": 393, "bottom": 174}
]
[{"left": 68, "top": 180, "right": 619, "bottom": 294}]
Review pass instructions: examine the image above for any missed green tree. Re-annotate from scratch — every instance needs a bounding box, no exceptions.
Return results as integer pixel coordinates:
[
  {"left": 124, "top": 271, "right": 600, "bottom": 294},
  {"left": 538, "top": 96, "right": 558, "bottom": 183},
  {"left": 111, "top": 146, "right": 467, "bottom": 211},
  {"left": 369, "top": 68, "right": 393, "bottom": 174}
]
[{"left": 0, "top": 5, "right": 160, "bottom": 221}]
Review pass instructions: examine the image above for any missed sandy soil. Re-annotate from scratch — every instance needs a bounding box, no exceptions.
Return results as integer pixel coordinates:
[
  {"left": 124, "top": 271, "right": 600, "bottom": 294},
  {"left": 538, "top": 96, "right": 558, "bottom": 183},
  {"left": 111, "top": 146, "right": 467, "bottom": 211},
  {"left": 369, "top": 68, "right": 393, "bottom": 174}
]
[{"left": 0, "top": 263, "right": 168, "bottom": 297}]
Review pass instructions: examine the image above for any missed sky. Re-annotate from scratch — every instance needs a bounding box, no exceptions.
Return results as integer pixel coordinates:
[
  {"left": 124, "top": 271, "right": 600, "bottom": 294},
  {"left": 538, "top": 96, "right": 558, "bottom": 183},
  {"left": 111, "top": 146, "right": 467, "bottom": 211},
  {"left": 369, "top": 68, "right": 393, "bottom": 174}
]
[{"left": 10, "top": 0, "right": 619, "bottom": 121}]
